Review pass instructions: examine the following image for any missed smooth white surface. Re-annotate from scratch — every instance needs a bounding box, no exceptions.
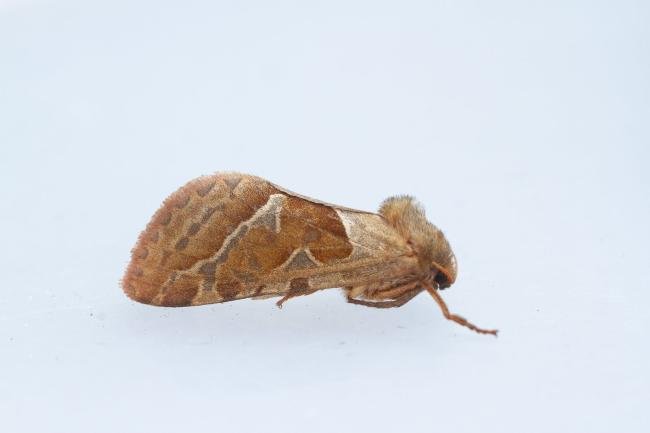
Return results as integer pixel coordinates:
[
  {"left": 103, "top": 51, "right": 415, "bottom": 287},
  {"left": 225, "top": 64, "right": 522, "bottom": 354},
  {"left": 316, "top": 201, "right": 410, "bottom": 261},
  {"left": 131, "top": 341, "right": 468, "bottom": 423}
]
[{"left": 1, "top": 1, "right": 649, "bottom": 432}]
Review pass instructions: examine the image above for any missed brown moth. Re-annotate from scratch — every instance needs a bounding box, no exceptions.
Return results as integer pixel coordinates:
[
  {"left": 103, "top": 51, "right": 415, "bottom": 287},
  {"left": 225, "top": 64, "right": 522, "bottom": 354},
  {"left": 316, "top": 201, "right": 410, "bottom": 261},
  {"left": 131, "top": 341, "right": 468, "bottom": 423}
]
[{"left": 122, "top": 172, "right": 497, "bottom": 336}]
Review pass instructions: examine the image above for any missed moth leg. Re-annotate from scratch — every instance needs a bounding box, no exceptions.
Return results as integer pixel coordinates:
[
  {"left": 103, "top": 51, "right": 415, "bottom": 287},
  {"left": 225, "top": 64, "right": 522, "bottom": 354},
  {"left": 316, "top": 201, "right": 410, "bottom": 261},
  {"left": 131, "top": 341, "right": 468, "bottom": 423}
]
[
  {"left": 346, "top": 288, "right": 421, "bottom": 309},
  {"left": 424, "top": 283, "right": 498, "bottom": 336},
  {"left": 275, "top": 287, "right": 319, "bottom": 308},
  {"left": 372, "top": 281, "right": 419, "bottom": 300}
]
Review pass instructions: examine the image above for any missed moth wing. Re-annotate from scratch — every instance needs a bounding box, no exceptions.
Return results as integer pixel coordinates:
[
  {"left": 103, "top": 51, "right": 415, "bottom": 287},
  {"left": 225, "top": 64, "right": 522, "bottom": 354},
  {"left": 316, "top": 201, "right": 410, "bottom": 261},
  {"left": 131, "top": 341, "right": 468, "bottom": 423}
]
[{"left": 122, "top": 172, "right": 420, "bottom": 307}]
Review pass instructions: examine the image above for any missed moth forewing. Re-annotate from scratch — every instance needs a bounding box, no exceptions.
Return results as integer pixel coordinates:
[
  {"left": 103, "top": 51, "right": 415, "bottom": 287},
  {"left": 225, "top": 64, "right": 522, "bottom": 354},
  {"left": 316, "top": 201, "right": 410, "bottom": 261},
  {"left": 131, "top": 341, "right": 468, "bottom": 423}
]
[{"left": 123, "top": 173, "right": 419, "bottom": 307}]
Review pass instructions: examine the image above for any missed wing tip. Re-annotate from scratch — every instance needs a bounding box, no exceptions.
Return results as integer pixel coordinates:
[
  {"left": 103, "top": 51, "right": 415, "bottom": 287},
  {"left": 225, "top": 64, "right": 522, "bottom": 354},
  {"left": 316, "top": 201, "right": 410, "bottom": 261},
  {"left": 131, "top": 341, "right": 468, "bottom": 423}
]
[{"left": 121, "top": 261, "right": 155, "bottom": 305}]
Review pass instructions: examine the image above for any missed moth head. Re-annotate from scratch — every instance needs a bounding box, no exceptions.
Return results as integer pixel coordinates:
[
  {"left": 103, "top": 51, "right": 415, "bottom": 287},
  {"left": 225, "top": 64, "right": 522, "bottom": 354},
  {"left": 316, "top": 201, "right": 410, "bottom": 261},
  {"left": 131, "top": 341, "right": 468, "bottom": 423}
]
[{"left": 379, "top": 195, "right": 457, "bottom": 289}]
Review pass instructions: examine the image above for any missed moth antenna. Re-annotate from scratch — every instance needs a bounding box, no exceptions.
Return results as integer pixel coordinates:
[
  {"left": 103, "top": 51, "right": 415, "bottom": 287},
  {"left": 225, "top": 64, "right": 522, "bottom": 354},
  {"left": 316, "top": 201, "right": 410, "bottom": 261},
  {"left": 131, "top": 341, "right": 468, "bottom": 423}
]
[{"left": 424, "top": 282, "right": 498, "bottom": 336}]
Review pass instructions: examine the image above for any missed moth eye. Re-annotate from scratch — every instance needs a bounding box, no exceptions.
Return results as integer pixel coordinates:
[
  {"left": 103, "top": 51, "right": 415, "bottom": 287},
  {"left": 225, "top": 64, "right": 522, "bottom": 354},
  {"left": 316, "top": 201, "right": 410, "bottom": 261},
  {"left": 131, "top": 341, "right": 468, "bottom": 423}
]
[{"left": 434, "top": 272, "right": 451, "bottom": 290}]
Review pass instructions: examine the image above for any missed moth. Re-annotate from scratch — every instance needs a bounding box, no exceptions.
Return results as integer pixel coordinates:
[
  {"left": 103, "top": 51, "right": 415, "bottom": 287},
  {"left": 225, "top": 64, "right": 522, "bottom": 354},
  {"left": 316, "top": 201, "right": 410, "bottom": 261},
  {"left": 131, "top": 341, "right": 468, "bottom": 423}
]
[{"left": 122, "top": 172, "right": 497, "bottom": 336}]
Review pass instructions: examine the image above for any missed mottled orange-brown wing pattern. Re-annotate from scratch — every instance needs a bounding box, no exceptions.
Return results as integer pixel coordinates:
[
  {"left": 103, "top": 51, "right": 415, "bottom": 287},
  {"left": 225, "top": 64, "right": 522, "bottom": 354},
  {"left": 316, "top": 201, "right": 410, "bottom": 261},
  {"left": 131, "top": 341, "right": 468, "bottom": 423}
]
[{"left": 122, "top": 173, "right": 420, "bottom": 307}]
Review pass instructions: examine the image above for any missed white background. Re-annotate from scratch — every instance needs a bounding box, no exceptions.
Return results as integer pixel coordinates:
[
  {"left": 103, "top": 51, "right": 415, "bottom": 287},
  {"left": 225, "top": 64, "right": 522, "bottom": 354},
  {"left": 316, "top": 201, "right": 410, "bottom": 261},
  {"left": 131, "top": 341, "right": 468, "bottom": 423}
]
[{"left": 1, "top": 1, "right": 648, "bottom": 432}]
